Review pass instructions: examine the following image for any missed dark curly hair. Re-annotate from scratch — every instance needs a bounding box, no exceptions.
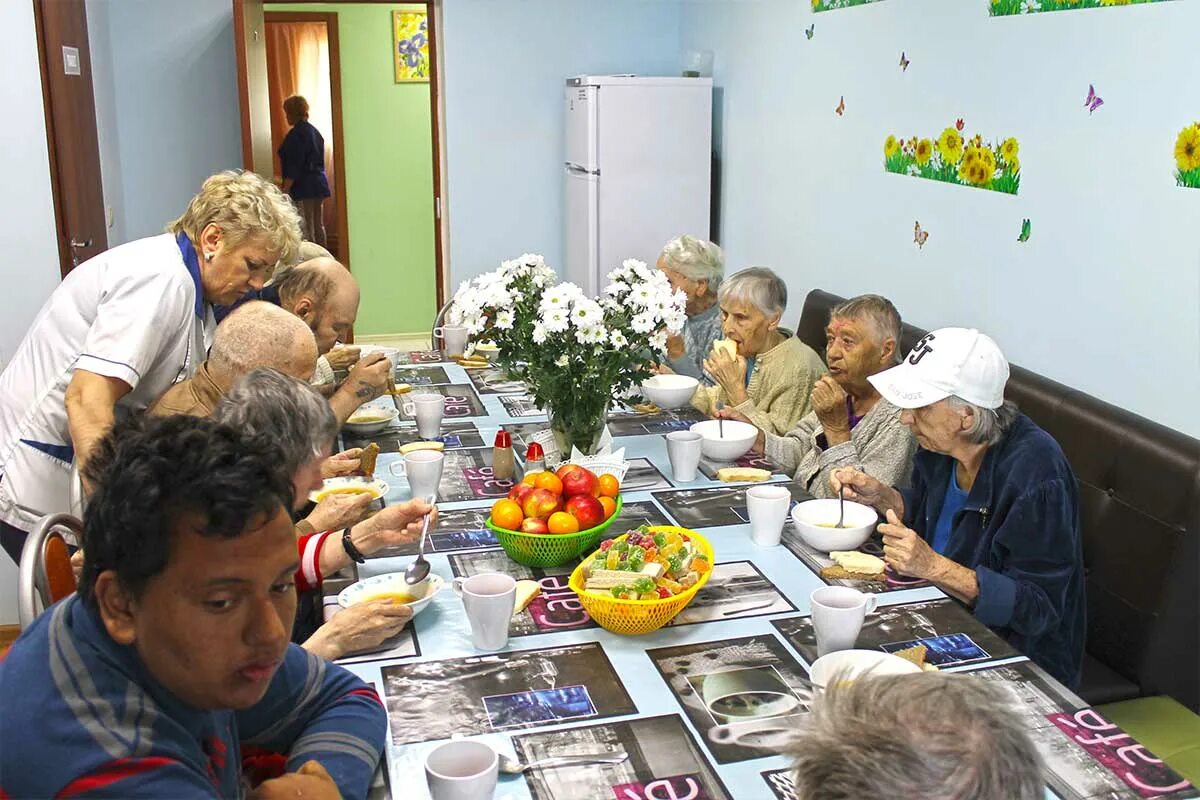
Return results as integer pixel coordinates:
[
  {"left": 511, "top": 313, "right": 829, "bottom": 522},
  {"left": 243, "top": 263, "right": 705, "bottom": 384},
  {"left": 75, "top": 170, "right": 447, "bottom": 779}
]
[{"left": 77, "top": 415, "right": 294, "bottom": 606}]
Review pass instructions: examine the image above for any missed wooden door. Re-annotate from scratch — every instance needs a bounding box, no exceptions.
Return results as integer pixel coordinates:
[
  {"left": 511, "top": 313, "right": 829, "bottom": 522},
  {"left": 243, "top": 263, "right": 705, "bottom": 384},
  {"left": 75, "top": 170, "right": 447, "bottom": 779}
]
[
  {"left": 34, "top": 0, "right": 107, "bottom": 277},
  {"left": 234, "top": 0, "right": 274, "bottom": 178}
]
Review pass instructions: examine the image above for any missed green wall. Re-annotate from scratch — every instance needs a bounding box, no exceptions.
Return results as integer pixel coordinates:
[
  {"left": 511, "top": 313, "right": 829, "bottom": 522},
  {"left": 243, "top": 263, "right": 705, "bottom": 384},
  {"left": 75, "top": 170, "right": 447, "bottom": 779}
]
[{"left": 272, "top": 3, "right": 436, "bottom": 336}]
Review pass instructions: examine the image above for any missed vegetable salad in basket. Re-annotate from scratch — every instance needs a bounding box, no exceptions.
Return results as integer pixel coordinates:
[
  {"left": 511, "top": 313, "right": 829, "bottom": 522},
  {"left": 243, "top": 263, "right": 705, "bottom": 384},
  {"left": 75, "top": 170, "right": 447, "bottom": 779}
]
[{"left": 582, "top": 526, "right": 712, "bottom": 600}]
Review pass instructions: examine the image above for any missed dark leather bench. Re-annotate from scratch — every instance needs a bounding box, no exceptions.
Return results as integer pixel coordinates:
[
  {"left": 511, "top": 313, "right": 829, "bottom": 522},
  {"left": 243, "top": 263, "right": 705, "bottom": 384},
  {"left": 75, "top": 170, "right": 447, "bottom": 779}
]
[{"left": 795, "top": 289, "right": 1200, "bottom": 714}]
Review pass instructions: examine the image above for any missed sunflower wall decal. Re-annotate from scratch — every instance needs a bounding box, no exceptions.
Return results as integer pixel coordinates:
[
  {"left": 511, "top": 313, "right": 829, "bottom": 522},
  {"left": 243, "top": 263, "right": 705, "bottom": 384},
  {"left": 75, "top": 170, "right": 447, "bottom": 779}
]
[
  {"left": 812, "top": 0, "right": 888, "bottom": 12},
  {"left": 990, "top": 0, "right": 1176, "bottom": 17},
  {"left": 884, "top": 124, "right": 1021, "bottom": 196},
  {"left": 1175, "top": 122, "right": 1200, "bottom": 189}
]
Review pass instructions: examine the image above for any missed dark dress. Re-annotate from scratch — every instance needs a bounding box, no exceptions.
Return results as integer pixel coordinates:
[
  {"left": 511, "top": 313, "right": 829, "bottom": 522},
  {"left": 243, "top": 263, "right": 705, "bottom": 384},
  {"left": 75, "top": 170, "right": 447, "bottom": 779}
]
[{"left": 278, "top": 119, "right": 331, "bottom": 202}]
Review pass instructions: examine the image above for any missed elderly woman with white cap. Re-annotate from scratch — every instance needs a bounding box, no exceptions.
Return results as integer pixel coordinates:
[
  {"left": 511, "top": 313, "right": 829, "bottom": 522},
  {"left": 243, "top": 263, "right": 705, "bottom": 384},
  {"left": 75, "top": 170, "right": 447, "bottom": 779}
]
[
  {"left": 831, "top": 328, "right": 1085, "bottom": 689},
  {"left": 655, "top": 235, "right": 726, "bottom": 380}
]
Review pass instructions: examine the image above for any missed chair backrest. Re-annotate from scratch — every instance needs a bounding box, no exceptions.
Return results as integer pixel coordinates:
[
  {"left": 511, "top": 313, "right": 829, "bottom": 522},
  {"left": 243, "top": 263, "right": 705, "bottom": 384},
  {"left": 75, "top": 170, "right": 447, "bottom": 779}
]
[
  {"left": 18, "top": 513, "right": 82, "bottom": 629},
  {"left": 429, "top": 299, "right": 455, "bottom": 350},
  {"left": 794, "top": 289, "right": 1200, "bottom": 712}
]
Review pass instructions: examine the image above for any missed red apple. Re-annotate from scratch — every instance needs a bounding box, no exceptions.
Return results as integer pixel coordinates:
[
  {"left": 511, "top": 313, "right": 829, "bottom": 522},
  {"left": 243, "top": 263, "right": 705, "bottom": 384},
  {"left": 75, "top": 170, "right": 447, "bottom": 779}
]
[
  {"left": 508, "top": 483, "right": 535, "bottom": 505},
  {"left": 555, "top": 463, "right": 582, "bottom": 481},
  {"left": 561, "top": 467, "right": 598, "bottom": 498},
  {"left": 565, "top": 494, "right": 604, "bottom": 530},
  {"left": 520, "top": 517, "right": 549, "bottom": 534},
  {"left": 522, "top": 488, "right": 561, "bottom": 520}
]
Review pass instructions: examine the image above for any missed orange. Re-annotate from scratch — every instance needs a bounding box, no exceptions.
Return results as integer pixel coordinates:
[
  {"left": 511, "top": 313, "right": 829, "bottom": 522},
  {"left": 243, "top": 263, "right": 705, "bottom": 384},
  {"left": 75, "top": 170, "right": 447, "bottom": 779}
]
[
  {"left": 547, "top": 511, "right": 580, "bottom": 534},
  {"left": 534, "top": 471, "right": 564, "bottom": 495},
  {"left": 521, "top": 473, "right": 539, "bottom": 487},
  {"left": 598, "top": 496, "right": 617, "bottom": 520},
  {"left": 491, "top": 499, "right": 524, "bottom": 531},
  {"left": 597, "top": 474, "right": 620, "bottom": 498}
]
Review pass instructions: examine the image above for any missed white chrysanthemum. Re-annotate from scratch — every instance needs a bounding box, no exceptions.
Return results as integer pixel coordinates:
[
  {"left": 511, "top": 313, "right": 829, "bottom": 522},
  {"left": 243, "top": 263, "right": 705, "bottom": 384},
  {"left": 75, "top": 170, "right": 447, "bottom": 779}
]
[
  {"left": 666, "top": 311, "right": 687, "bottom": 334},
  {"left": 555, "top": 354, "right": 569, "bottom": 367},
  {"left": 629, "top": 284, "right": 655, "bottom": 308},
  {"left": 542, "top": 308, "right": 570, "bottom": 333},
  {"left": 576, "top": 325, "right": 607, "bottom": 345},
  {"left": 495, "top": 310, "right": 514, "bottom": 330},
  {"left": 609, "top": 330, "right": 628, "bottom": 349},
  {"left": 604, "top": 281, "right": 628, "bottom": 297},
  {"left": 630, "top": 313, "right": 655, "bottom": 334},
  {"left": 532, "top": 322, "right": 548, "bottom": 344},
  {"left": 649, "top": 331, "right": 668, "bottom": 353},
  {"left": 570, "top": 298, "right": 603, "bottom": 328}
]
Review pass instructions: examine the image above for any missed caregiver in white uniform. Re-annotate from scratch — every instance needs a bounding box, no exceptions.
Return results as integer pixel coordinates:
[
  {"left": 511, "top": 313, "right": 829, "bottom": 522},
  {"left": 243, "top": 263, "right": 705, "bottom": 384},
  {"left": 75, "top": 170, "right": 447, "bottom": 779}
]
[{"left": 0, "top": 170, "right": 303, "bottom": 563}]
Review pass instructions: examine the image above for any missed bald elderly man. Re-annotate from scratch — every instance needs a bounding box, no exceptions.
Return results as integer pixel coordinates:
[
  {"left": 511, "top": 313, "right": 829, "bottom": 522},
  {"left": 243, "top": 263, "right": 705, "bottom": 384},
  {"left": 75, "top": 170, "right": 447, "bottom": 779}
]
[{"left": 149, "top": 301, "right": 318, "bottom": 417}]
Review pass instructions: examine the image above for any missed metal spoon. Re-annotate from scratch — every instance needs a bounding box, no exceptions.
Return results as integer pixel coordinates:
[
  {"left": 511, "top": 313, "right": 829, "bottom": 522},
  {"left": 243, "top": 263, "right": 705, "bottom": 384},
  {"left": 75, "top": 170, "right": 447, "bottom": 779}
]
[
  {"left": 715, "top": 397, "right": 725, "bottom": 439},
  {"left": 498, "top": 751, "right": 629, "bottom": 775},
  {"left": 836, "top": 485, "right": 846, "bottom": 529},
  {"left": 404, "top": 494, "right": 437, "bottom": 585}
]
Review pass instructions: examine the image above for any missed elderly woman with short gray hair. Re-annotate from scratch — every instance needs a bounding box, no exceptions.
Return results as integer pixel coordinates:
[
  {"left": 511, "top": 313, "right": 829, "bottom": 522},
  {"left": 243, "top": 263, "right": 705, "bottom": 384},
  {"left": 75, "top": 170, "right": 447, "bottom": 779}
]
[
  {"left": 692, "top": 267, "right": 827, "bottom": 436},
  {"left": 831, "top": 328, "right": 1085, "bottom": 688},
  {"left": 655, "top": 235, "right": 726, "bottom": 380}
]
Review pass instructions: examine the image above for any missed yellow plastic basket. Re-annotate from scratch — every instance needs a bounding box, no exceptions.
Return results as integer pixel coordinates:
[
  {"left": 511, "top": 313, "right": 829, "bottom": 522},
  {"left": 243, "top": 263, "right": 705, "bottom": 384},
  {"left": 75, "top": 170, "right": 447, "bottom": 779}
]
[{"left": 568, "top": 526, "right": 714, "bottom": 635}]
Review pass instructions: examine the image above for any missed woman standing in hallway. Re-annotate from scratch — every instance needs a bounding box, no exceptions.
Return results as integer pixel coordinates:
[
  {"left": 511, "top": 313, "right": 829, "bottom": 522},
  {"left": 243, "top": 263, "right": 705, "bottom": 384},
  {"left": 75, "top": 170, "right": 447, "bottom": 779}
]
[{"left": 278, "top": 95, "right": 331, "bottom": 247}]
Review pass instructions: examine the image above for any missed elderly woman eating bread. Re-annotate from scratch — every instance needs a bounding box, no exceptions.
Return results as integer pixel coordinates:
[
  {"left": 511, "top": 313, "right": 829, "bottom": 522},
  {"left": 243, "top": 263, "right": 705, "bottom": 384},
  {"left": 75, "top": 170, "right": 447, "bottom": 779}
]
[{"left": 691, "top": 267, "right": 827, "bottom": 436}]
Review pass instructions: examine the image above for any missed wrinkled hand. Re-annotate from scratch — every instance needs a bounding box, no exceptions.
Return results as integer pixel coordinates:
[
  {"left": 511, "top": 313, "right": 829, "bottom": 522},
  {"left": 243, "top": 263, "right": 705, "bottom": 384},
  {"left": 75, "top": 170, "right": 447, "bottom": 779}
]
[
  {"left": 321, "top": 448, "right": 362, "bottom": 479},
  {"left": 352, "top": 499, "right": 436, "bottom": 556},
  {"left": 665, "top": 333, "right": 686, "bottom": 360},
  {"left": 879, "top": 509, "right": 939, "bottom": 579},
  {"left": 829, "top": 467, "right": 902, "bottom": 516},
  {"left": 715, "top": 407, "right": 764, "bottom": 453},
  {"left": 251, "top": 759, "right": 342, "bottom": 800},
  {"left": 325, "top": 345, "right": 361, "bottom": 371},
  {"left": 811, "top": 376, "right": 850, "bottom": 435},
  {"left": 71, "top": 549, "right": 84, "bottom": 583},
  {"left": 653, "top": 362, "right": 676, "bottom": 375},
  {"left": 703, "top": 347, "right": 747, "bottom": 402},
  {"left": 316, "top": 599, "right": 413, "bottom": 660},
  {"left": 306, "top": 491, "right": 375, "bottom": 532},
  {"left": 342, "top": 353, "right": 391, "bottom": 404}
]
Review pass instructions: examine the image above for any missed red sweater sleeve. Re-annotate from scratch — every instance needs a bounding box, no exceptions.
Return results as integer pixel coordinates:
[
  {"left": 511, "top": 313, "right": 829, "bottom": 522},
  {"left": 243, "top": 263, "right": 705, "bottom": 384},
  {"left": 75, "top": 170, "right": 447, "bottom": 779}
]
[{"left": 295, "top": 530, "right": 334, "bottom": 593}]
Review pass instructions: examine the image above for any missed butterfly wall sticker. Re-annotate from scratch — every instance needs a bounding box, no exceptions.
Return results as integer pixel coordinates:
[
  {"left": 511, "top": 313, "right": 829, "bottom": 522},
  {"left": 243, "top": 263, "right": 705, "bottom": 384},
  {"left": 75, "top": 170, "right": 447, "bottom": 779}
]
[
  {"left": 1085, "top": 84, "right": 1104, "bottom": 114},
  {"left": 1018, "top": 219, "right": 1032, "bottom": 243},
  {"left": 835, "top": 96, "right": 845, "bottom": 116},
  {"left": 806, "top": 24, "right": 814, "bottom": 40},
  {"left": 899, "top": 51, "right": 910, "bottom": 72},
  {"left": 914, "top": 221, "right": 929, "bottom": 249}
]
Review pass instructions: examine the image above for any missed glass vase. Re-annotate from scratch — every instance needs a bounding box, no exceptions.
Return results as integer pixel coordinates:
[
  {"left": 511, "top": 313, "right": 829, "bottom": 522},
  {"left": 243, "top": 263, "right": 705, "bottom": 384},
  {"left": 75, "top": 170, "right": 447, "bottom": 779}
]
[{"left": 547, "top": 401, "right": 610, "bottom": 458}]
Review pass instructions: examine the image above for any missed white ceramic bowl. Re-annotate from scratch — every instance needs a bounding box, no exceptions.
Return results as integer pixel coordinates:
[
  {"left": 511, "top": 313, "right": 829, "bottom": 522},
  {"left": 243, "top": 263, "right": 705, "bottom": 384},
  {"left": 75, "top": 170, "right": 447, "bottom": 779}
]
[
  {"left": 790, "top": 498, "right": 877, "bottom": 552},
  {"left": 308, "top": 476, "right": 389, "bottom": 504},
  {"left": 640, "top": 374, "right": 700, "bottom": 409},
  {"left": 344, "top": 405, "right": 398, "bottom": 435},
  {"left": 808, "top": 649, "right": 921, "bottom": 688},
  {"left": 690, "top": 419, "right": 758, "bottom": 462},
  {"left": 337, "top": 572, "right": 444, "bottom": 618}
]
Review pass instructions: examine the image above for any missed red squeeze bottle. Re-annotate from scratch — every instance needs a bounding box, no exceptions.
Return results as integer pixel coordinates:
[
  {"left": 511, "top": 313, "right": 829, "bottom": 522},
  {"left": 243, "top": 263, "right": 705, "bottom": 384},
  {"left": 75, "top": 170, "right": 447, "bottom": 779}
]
[
  {"left": 525, "top": 442, "right": 546, "bottom": 475},
  {"left": 492, "top": 431, "right": 514, "bottom": 480}
]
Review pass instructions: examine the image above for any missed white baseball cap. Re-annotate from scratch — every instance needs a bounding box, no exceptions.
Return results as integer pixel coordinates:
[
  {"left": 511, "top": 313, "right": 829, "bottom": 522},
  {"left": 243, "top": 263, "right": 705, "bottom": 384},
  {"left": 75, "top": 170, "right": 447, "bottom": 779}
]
[{"left": 867, "top": 327, "right": 1009, "bottom": 410}]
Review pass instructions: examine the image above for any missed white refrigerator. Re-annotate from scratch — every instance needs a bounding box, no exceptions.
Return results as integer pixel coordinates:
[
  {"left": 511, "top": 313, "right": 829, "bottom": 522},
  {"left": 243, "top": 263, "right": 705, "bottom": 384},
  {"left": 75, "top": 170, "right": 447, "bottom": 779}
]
[{"left": 564, "top": 75, "right": 713, "bottom": 296}]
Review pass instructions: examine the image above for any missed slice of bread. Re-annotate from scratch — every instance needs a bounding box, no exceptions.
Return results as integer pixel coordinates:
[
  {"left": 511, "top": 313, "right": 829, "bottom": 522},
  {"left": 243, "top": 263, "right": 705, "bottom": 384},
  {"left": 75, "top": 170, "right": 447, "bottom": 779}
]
[
  {"left": 892, "top": 644, "right": 928, "bottom": 667},
  {"left": 819, "top": 564, "right": 887, "bottom": 583},
  {"left": 717, "top": 467, "right": 771, "bottom": 482},
  {"left": 359, "top": 442, "right": 380, "bottom": 478},
  {"left": 513, "top": 580, "right": 541, "bottom": 615},
  {"left": 713, "top": 339, "right": 737, "bottom": 359}
]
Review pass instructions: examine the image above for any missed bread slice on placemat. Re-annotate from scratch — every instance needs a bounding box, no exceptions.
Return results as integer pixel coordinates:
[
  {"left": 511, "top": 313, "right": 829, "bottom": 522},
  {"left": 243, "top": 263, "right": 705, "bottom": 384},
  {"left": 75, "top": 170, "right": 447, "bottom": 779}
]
[
  {"left": 819, "top": 551, "right": 886, "bottom": 583},
  {"left": 717, "top": 467, "right": 771, "bottom": 482}
]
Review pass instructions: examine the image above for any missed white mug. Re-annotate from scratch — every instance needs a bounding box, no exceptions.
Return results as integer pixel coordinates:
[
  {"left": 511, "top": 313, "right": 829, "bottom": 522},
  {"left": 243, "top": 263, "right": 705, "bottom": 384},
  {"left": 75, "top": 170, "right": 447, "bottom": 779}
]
[
  {"left": 410, "top": 393, "right": 445, "bottom": 439},
  {"left": 396, "top": 449, "right": 444, "bottom": 500},
  {"left": 434, "top": 324, "right": 470, "bottom": 358},
  {"left": 665, "top": 431, "right": 703, "bottom": 482},
  {"left": 424, "top": 739, "right": 498, "bottom": 800},
  {"left": 746, "top": 485, "right": 791, "bottom": 547},
  {"left": 452, "top": 572, "right": 517, "bottom": 651},
  {"left": 810, "top": 586, "right": 877, "bottom": 658}
]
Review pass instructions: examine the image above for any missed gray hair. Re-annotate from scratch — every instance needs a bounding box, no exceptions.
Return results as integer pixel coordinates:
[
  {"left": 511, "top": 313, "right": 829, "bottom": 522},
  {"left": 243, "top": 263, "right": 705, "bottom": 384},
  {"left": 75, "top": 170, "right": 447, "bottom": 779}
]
[
  {"left": 787, "top": 672, "right": 1044, "bottom": 800},
  {"left": 273, "top": 259, "right": 337, "bottom": 309},
  {"left": 208, "top": 301, "right": 318, "bottom": 382},
  {"left": 717, "top": 266, "right": 787, "bottom": 318},
  {"left": 830, "top": 294, "right": 903, "bottom": 363},
  {"left": 659, "top": 235, "right": 725, "bottom": 295},
  {"left": 270, "top": 241, "right": 333, "bottom": 285},
  {"left": 212, "top": 368, "right": 337, "bottom": 477},
  {"left": 948, "top": 397, "right": 1019, "bottom": 446}
]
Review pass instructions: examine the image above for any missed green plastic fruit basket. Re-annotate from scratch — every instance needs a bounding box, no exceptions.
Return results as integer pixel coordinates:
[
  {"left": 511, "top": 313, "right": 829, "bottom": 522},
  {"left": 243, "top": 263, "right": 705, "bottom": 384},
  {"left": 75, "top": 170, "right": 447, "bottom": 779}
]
[{"left": 486, "top": 495, "right": 624, "bottom": 568}]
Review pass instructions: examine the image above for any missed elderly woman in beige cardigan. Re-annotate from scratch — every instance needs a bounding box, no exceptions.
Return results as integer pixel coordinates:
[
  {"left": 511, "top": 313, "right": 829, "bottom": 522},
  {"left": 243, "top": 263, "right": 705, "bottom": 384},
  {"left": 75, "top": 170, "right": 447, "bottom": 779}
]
[
  {"left": 721, "top": 294, "right": 916, "bottom": 496},
  {"left": 692, "top": 267, "right": 827, "bottom": 436}
]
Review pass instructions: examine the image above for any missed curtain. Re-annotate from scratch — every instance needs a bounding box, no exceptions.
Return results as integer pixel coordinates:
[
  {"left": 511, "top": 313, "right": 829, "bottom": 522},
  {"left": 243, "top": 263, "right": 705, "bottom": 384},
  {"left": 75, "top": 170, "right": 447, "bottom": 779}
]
[{"left": 265, "top": 21, "right": 337, "bottom": 240}]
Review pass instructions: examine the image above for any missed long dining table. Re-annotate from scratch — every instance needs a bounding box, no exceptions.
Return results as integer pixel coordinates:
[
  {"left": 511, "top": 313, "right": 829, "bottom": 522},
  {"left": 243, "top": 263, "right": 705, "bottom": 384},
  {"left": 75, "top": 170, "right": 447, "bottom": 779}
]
[{"left": 326, "top": 350, "right": 1197, "bottom": 800}]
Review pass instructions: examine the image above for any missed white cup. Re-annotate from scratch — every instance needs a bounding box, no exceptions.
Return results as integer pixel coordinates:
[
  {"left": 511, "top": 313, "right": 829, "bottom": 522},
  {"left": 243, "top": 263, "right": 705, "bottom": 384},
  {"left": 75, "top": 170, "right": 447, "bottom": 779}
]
[
  {"left": 452, "top": 572, "right": 517, "bottom": 651},
  {"left": 810, "top": 586, "right": 877, "bottom": 658},
  {"left": 424, "top": 739, "right": 498, "bottom": 800},
  {"left": 746, "top": 485, "right": 791, "bottom": 547},
  {"left": 665, "top": 431, "right": 703, "bottom": 482},
  {"left": 411, "top": 393, "right": 445, "bottom": 439},
  {"left": 403, "top": 449, "right": 445, "bottom": 500},
  {"left": 435, "top": 324, "right": 470, "bottom": 358}
]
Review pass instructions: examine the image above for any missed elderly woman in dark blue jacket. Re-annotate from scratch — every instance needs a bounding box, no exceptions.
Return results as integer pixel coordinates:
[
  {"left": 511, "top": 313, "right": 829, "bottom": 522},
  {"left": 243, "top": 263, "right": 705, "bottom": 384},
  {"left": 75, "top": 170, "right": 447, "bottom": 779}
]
[{"left": 832, "top": 328, "right": 1085, "bottom": 688}]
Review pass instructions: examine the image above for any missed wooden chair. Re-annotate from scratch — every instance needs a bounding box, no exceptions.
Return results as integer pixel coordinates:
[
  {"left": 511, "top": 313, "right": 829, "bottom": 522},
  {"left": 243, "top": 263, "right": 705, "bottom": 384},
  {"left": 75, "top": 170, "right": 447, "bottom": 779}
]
[{"left": 17, "top": 513, "right": 81, "bottom": 629}]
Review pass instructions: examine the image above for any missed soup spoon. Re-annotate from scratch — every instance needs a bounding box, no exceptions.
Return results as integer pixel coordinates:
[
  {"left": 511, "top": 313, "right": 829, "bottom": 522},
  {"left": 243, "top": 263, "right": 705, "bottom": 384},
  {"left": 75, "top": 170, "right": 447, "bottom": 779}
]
[{"left": 404, "top": 494, "right": 437, "bottom": 585}]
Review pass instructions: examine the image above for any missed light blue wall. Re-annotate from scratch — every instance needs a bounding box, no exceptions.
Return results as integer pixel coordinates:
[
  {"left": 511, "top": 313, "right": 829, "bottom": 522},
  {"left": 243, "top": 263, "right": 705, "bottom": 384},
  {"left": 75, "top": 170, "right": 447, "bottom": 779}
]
[
  {"left": 681, "top": 0, "right": 1200, "bottom": 437},
  {"left": 441, "top": 0, "right": 685, "bottom": 287},
  {"left": 89, "top": 0, "right": 242, "bottom": 242}
]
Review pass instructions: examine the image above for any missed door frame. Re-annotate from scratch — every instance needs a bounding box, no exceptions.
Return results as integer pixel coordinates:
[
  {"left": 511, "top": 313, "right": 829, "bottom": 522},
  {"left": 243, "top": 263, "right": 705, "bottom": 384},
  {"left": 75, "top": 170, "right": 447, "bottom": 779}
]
[
  {"left": 261, "top": 10, "right": 350, "bottom": 271},
  {"left": 233, "top": 0, "right": 448, "bottom": 315}
]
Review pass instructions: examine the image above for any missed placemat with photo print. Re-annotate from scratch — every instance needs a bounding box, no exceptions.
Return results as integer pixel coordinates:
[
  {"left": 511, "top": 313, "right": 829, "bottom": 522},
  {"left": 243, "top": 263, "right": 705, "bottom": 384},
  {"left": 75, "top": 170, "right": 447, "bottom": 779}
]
[
  {"left": 466, "top": 366, "right": 528, "bottom": 395},
  {"left": 393, "top": 365, "right": 451, "bottom": 386},
  {"left": 395, "top": 384, "right": 487, "bottom": 420},
  {"left": 646, "top": 634, "right": 814, "bottom": 764},
  {"left": 779, "top": 523, "right": 929, "bottom": 594},
  {"left": 379, "top": 642, "right": 636, "bottom": 745},
  {"left": 771, "top": 597, "right": 1018, "bottom": 669},
  {"left": 342, "top": 420, "right": 485, "bottom": 454},
  {"left": 652, "top": 483, "right": 810, "bottom": 530},
  {"left": 513, "top": 714, "right": 733, "bottom": 800},
  {"left": 334, "top": 622, "right": 420, "bottom": 666},
  {"left": 366, "top": 505, "right": 500, "bottom": 559},
  {"left": 761, "top": 769, "right": 798, "bottom": 800},
  {"left": 429, "top": 447, "right": 520, "bottom": 503},
  {"left": 698, "top": 450, "right": 783, "bottom": 481},
  {"left": 606, "top": 406, "right": 708, "bottom": 437},
  {"left": 392, "top": 350, "right": 447, "bottom": 365},
  {"left": 499, "top": 393, "right": 546, "bottom": 418}
]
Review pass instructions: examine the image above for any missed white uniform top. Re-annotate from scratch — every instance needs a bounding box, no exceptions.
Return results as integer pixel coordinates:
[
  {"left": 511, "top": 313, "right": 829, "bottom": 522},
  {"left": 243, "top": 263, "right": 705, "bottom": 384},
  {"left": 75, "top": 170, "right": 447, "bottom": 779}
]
[{"left": 0, "top": 233, "right": 215, "bottom": 530}]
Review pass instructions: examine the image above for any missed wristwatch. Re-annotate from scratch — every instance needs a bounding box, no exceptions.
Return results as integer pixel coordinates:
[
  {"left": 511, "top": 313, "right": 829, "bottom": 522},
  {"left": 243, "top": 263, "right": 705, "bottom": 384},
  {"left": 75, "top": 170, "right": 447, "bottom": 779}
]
[{"left": 341, "top": 528, "right": 366, "bottom": 564}]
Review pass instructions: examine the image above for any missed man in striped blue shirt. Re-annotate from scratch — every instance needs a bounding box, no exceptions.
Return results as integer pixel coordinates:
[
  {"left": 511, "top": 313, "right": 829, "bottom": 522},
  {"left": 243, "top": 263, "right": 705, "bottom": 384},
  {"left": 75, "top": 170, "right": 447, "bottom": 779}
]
[{"left": 0, "top": 415, "right": 386, "bottom": 798}]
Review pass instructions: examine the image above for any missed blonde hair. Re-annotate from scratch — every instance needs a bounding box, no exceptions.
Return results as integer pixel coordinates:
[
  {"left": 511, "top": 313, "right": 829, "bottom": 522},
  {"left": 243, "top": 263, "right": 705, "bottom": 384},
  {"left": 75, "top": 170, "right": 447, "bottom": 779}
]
[{"left": 168, "top": 170, "right": 302, "bottom": 264}]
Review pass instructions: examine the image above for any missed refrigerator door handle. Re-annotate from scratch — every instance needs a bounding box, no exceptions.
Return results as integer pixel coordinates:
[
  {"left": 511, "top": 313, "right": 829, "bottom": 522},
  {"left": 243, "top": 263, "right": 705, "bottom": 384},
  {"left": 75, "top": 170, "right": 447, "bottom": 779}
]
[{"left": 564, "top": 162, "right": 600, "bottom": 176}]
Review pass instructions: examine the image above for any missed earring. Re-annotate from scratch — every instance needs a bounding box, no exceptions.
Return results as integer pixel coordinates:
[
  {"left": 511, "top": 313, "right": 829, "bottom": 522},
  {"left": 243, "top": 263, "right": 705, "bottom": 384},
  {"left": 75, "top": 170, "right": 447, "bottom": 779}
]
[{"left": 204, "top": 252, "right": 214, "bottom": 262}]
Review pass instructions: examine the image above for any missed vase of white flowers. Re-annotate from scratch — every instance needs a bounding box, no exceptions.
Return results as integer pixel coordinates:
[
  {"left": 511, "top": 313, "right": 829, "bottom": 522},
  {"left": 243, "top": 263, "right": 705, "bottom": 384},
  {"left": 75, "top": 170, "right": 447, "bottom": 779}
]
[{"left": 450, "top": 255, "right": 687, "bottom": 455}]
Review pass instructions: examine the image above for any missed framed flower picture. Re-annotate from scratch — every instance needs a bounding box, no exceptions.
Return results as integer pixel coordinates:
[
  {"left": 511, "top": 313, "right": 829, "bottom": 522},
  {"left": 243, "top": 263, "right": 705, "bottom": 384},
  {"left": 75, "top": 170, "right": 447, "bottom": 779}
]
[{"left": 393, "top": 10, "right": 429, "bottom": 83}]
